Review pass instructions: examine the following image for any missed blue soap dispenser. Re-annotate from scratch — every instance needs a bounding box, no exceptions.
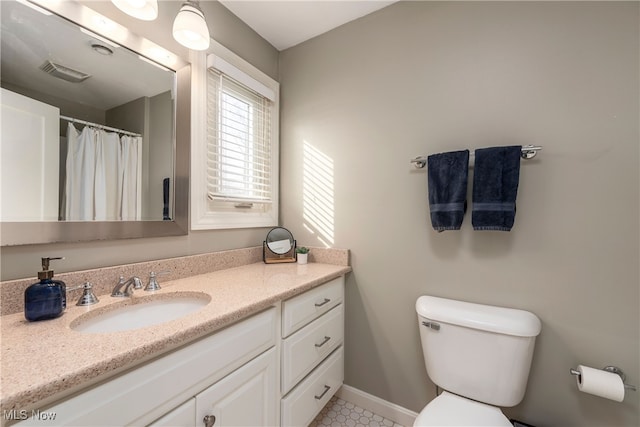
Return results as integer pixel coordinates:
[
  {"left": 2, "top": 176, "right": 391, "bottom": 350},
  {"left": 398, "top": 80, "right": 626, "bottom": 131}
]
[{"left": 24, "top": 257, "right": 67, "bottom": 322}]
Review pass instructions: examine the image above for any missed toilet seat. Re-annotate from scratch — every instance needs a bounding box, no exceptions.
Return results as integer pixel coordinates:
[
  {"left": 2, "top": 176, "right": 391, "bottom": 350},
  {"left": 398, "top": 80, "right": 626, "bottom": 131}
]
[{"left": 413, "top": 391, "right": 512, "bottom": 427}]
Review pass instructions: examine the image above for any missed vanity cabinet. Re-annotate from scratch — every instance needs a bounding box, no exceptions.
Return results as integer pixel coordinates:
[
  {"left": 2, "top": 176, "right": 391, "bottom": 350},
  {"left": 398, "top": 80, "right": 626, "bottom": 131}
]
[
  {"left": 16, "top": 308, "right": 277, "bottom": 427},
  {"left": 13, "top": 275, "right": 346, "bottom": 427},
  {"left": 150, "top": 276, "right": 345, "bottom": 427},
  {"left": 281, "top": 276, "right": 345, "bottom": 426}
]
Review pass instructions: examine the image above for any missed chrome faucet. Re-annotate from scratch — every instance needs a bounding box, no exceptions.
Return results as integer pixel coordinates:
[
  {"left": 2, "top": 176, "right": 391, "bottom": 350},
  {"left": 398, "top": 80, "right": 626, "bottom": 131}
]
[{"left": 111, "top": 276, "right": 143, "bottom": 297}]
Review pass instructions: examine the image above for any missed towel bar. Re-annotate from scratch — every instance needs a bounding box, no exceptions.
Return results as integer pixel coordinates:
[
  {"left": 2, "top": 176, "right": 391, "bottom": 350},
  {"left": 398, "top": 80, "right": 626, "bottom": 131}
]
[{"left": 411, "top": 145, "right": 542, "bottom": 169}]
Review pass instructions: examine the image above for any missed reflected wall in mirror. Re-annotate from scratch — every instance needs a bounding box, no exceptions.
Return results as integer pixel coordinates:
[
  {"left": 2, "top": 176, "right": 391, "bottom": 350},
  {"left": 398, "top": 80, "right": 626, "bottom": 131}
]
[{"left": 0, "top": 0, "right": 190, "bottom": 245}]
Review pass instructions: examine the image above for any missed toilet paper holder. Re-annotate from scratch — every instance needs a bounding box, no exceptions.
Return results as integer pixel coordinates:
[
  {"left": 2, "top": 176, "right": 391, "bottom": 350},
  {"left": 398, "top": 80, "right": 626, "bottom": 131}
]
[{"left": 570, "top": 366, "right": 637, "bottom": 391}]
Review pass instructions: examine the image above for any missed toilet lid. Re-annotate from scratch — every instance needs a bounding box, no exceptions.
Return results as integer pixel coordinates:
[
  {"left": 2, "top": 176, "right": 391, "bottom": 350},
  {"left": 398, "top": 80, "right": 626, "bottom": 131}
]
[{"left": 414, "top": 391, "right": 512, "bottom": 427}]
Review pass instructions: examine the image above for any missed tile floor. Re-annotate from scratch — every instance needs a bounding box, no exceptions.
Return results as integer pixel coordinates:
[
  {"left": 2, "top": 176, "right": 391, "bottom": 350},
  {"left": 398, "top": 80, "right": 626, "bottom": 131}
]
[{"left": 310, "top": 396, "right": 404, "bottom": 427}]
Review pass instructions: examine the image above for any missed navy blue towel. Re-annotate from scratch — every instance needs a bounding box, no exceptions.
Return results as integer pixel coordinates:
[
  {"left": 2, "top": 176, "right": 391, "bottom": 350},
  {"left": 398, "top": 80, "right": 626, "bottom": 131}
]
[
  {"left": 472, "top": 146, "right": 522, "bottom": 231},
  {"left": 427, "top": 150, "right": 470, "bottom": 232}
]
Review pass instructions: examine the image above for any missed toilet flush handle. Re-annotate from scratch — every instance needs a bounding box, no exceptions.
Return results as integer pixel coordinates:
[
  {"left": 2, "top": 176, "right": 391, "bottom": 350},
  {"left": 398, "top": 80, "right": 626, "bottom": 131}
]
[{"left": 422, "top": 321, "right": 440, "bottom": 331}]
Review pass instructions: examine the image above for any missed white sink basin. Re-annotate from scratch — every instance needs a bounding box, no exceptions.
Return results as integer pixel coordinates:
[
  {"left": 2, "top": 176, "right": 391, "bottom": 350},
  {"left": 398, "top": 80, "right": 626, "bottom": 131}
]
[{"left": 71, "top": 292, "right": 210, "bottom": 333}]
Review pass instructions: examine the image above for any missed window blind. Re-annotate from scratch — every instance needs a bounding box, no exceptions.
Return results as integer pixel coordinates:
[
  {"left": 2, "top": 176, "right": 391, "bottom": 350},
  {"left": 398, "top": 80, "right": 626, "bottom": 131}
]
[{"left": 206, "top": 68, "right": 273, "bottom": 205}]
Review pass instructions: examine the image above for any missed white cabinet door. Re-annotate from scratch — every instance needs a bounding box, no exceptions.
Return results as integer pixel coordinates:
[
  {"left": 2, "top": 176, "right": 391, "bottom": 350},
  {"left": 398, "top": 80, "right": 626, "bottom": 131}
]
[
  {"left": 148, "top": 399, "right": 196, "bottom": 427},
  {"left": 196, "top": 348, "right": 277, "bottom": 427},
  {"left": 1, "top": 88, "right": 60, "bottom": 221}
]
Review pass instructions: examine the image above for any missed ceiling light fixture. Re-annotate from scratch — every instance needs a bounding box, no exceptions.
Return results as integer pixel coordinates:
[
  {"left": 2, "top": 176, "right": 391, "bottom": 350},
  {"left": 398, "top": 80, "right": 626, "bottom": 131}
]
[
  {"left": 111, "top": 0, "right": 158, "bottom": 21},
  {"left": 172, "top": 1, "right": 210, "bottom": 51}
]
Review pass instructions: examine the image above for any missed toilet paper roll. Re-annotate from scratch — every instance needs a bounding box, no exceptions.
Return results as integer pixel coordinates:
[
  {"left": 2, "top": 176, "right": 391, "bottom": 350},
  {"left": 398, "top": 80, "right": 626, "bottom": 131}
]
[{"left": 576, "top": 365, "right": 625, "bottom": 402}]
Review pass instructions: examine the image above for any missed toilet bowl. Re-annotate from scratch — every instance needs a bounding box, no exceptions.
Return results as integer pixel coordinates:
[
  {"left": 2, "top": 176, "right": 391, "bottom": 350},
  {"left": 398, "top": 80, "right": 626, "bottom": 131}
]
[
  {"left": 414, "top": 296, "right": 541, "bottom": 427},
  {"left": 414, "top": 391, "right": 511, "bottom": 426}
]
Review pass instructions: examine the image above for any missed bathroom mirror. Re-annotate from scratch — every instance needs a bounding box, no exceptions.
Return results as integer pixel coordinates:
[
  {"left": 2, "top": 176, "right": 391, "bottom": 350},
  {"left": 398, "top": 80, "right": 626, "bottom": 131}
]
[
  {"left": 263, "top": 227, "right": 297, "bottom": 264},
  {"left": 0, "top": 0, "right": 190, "bottom": 245}
]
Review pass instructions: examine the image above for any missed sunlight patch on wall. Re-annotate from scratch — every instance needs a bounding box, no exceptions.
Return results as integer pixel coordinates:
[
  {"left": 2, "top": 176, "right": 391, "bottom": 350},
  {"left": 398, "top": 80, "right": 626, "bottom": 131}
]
[{"left": 302, "top": 141, "right": 334, "bottom": 247}]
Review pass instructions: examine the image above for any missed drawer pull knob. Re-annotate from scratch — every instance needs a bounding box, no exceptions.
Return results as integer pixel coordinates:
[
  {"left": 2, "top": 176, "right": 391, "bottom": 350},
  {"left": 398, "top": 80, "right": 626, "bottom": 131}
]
[
  {"left": 314, "top": 384, "right": 331, "bottom": 400},
  {"left": 315, "top": 336, "right": 331, "bottom": 348},
  {"left": 203, "top": 415, "right": 216, "bottom": 427},
  {"left": 315, "top": 298, "right": 331, "bottom": 307}
]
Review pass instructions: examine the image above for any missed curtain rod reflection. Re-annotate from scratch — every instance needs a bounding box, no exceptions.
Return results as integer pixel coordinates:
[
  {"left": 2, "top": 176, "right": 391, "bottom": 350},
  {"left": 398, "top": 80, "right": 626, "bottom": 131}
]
[{"left": 60, "top": 115, "right": 142, "bottom": 137}]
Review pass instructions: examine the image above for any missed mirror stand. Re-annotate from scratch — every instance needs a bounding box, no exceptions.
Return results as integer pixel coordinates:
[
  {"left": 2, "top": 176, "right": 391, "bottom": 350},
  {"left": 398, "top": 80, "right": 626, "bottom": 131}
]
[
  {"left": 263, "top": 240, "right": 297, "bottom": 263},
  {"left": 263, "top": 227, "right": 297, "bottom": 264}
]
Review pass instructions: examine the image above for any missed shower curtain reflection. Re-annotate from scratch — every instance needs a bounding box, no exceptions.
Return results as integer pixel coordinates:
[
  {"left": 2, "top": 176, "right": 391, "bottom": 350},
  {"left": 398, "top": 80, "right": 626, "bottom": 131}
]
[{"left": 62, "top": 123, "right": 141, "bottom": 221}]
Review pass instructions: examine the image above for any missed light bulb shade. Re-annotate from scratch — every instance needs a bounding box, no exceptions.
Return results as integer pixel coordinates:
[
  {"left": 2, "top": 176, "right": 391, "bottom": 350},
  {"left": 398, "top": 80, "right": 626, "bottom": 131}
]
[
  {"left": 173, "top": 2, "right": 210, "bottom": 51},
  {"left": 111, "top": 0, "right": 158, "bottom": 21}
]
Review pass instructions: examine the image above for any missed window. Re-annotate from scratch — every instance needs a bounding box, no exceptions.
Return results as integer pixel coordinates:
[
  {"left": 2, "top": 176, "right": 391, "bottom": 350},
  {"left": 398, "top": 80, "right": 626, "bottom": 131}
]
[
  {"left": 191, "top": 48, "right": 279, "bottom": 229},
  {"left": 207, "top": 69, "right": 272, "bottom": 207}
]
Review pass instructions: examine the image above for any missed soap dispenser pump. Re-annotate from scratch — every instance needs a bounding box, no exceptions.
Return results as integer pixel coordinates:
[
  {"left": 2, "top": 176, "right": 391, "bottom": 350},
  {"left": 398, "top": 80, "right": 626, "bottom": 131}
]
[{"left": 24, "top": 257, "right": 67, "bottom": 322}]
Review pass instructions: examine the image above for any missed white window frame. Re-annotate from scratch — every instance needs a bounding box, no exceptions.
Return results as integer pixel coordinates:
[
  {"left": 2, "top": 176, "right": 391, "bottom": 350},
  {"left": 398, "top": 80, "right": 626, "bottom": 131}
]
[{"left": 190, "top": 42, "right": 279, "bottom": 230}]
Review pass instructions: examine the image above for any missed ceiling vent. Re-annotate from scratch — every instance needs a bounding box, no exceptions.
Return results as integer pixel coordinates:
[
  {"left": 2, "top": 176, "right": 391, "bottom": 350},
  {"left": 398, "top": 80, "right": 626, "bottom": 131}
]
[{"left": 39, "top": 60, "right": 91, "bottom": 83}]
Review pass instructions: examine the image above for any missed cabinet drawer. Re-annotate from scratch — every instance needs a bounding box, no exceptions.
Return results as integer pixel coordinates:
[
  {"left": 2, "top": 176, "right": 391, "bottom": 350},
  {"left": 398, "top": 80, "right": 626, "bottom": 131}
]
[
  {"left": 282, "top": 304, "right": 344, "bottom": 395},
  {"left": 281, "top": 347, "right": 344, "bottom": 427},
  {"left": 282, "top": 276, "right": 344, "bottom": 338}
]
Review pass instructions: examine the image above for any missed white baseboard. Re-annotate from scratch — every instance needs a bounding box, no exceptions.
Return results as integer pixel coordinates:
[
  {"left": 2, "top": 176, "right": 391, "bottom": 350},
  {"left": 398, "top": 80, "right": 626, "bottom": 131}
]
[{"left": 336, "top": 384, "right": 419, "bottom": 427}]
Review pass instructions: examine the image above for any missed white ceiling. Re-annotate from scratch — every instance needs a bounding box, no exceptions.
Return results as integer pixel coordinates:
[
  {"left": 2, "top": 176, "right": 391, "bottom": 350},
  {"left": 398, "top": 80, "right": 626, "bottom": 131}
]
[
  {"left": 0, "top": 0, "right": 397, "bottom": 112},
  {"left": 218, "top": 0, "right": 398, "bottom": 51},
  {"left": 1, "top": 1, "right": 173, "bottom": 111}
]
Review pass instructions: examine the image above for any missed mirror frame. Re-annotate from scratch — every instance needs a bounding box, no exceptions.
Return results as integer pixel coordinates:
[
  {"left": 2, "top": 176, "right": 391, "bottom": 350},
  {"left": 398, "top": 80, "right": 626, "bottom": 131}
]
[{"left": 0, "top": 1, "right": 190, "bottom": 246}]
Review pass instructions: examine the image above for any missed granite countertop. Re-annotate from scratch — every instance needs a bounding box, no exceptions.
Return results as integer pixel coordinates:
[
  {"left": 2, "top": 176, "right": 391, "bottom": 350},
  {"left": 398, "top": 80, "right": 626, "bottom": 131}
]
[{"left": 0, "top": 262, "right": 351, "bottom": 413}]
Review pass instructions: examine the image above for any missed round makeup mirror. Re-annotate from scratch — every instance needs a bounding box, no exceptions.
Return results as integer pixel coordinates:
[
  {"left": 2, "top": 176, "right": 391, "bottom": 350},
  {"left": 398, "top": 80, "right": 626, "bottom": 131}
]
[{"left": 263, "top": 227, "right": 296, "bottom": 263}]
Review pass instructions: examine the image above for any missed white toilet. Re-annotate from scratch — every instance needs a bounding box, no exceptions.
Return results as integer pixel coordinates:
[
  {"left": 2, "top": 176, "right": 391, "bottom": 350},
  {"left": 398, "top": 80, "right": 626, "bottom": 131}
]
[{"left": 414, "top": 295, "right": 541, "bottom": 426}]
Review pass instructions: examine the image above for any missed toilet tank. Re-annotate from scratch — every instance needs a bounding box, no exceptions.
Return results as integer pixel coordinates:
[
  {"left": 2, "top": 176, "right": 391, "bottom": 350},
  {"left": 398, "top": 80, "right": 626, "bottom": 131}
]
[{"left": 416, "top": 296, "right": 541, "bottom": 407}]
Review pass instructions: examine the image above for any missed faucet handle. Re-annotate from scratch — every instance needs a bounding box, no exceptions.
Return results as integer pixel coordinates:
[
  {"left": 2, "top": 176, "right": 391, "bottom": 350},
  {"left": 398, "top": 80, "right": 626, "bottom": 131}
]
[
  {"left": 145, "top": 271, "right": 169, "bottom": 292},
  {"left": 75, "top": 282, "right": 99, "bottom": 306}
]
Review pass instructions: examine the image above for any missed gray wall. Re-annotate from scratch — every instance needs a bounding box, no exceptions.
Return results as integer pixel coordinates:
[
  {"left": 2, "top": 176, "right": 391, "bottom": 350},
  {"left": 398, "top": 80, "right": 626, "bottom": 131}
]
[
  {"left": 0, "top": 1, "right": 279, "bottom": 280},
  {"left": 279, "top": 2, "right": 639, "bottom": 426},
  {"left": 149, "top": 91, "right": 174, "bottom": 221}
]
